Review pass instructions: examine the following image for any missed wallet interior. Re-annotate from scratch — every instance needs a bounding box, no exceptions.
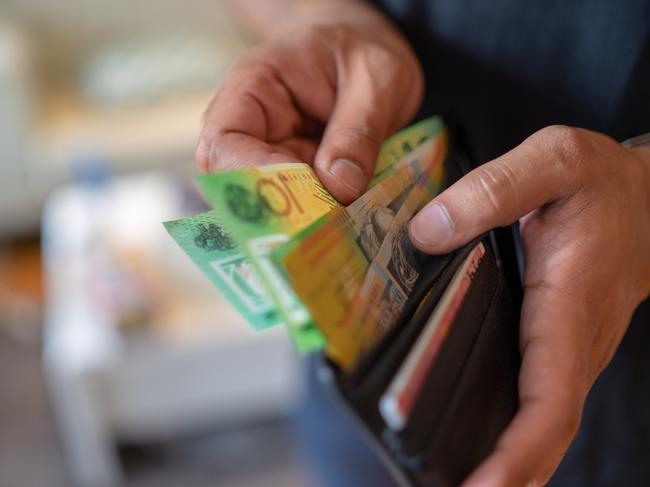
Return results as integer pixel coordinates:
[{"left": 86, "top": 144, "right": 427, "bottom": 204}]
[{"left": 319, "top": 135, "right": 523, "bottom": 487}]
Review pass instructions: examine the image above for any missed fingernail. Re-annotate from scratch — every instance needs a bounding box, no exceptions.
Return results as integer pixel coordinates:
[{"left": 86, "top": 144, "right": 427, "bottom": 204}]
[
  {"left": 327, "top": 158, "right": 366, "bottom": 196},
  {"left": 409, "top": 202, "right": 454, "bottom": 249}
]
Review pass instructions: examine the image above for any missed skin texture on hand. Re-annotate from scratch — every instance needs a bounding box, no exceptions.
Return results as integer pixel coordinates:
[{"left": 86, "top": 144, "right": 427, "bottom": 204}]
[
  {"left": 196, "top": 2, "right": 423, "bottom": 203},
  {"left": 409, "top": 125, "right": 650, "bottom": 486}
]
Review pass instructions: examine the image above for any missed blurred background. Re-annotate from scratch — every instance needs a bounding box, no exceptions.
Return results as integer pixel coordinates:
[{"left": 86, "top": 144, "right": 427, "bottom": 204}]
[{"left": 0, "top": 1, "right": 313, "bottom": 485}]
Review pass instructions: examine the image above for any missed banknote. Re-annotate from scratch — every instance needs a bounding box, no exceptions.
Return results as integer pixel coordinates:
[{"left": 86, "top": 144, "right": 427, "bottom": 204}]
[
  {"left": 282, "top": 131, "right": 447, "bottom": 365},
  {"left": 369, "top": 117, "right": 445, "bottom": 188},
  {"left": 165, "top": 117, "right": 446, "bottom": 353},
  {"left": 164, "top": 211, "right": 282, "bottom": 331},
  {"left": 196, "top": 163, "right": 338, "bottom": 352},
  {"left": 335, "top": 160, "right": 446, "bottom": 369},
  {"left": 271, "top": 116, "right": 446, "bottom": 271}
]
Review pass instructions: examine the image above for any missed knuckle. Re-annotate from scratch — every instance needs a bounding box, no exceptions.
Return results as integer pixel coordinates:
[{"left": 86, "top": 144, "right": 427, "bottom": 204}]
[
  {"left": 541, "top": 125, "right": 586, "bottom": 156},
  {"left": 196, "top": 133, "right": 237, "bottom": 172},
  {"left": 234, "top": 65, "right": 275, "bottom": 96},
  {"left": 540, "top": 125, "right": 591, "bottom": 180},
  {"left": 329, "top": 125, "right": 381, "bottom": 153},
  {"left": 470, "top": 161, "right": 519, "bottom": 223}
]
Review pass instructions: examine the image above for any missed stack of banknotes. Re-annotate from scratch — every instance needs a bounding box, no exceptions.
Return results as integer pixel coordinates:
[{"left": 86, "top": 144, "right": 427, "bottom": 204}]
[{"left": 165, "top": 117, "right": 448, "bottom": 371}]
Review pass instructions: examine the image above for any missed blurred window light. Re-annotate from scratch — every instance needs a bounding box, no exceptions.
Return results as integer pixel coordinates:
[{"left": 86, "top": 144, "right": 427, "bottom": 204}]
[{"left": 80, "top": 34, "right": 243, "bottom": 107}]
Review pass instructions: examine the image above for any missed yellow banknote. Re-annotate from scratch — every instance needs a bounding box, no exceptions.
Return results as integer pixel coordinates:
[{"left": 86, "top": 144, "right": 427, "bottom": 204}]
[
  {"left": 197, "top": 163, "right": 339, "bottom": 352},
  {"left": 337, "top": 159, "right": 446, "bottom": 369},
  {"left": 283, "top": 132, "right": 447, "bottom": 366}
]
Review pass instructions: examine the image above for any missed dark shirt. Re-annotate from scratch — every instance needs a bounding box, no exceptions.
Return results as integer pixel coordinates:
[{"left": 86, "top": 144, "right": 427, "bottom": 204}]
[
  {"left": 372, "top": 0, "right": 650, "bottom": 161},
  {"left": 298, "top": 4, "right": 650, "bottom": 486},
  {"left": 368, "top": 1, "right": 650, "bottom": 485}
]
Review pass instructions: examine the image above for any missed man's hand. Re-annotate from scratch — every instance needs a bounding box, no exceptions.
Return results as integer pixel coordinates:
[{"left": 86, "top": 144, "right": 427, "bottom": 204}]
[
  {"left": 409, "top": 125, "right": 650, "bottom": 486},
  {"left": 196, "top": 1, "right": 423, "bottom": 203}
]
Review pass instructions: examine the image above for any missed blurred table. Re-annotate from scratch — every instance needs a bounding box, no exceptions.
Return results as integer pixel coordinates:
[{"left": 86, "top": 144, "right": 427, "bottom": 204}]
[{"left": 42, "top": 171, "right": 303, "bottom": 487}]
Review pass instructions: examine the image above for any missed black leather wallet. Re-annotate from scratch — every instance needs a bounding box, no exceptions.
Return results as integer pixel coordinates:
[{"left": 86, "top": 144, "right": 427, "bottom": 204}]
[{"left": 319, "top": 134, "right": 524, "bottom": 487}]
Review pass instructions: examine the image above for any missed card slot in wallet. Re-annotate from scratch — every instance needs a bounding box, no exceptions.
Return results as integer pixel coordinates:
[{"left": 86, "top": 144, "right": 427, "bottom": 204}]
[
  {"left": 384, "top": 241, "right": 500, "bottom": 460},
  {"left": 340, "top": 240, "right": 484, "bottom": 429},
  {"left": 320, "top": 237, "right": 520, "bottom": 486},
  {"left": 409, "top": 267, "right": 519, "bottom": 487}
]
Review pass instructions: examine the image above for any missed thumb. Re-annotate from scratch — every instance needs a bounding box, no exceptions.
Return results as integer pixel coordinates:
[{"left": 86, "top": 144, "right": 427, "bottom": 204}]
[
  {"left": 409, "top": 126, "right": 582, "bottom": 254},
  {"left": 314, "top": 65, "right": 414, "bottom": 204}
]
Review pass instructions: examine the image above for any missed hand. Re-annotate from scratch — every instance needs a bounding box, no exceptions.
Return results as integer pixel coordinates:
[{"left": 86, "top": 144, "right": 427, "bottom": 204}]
[
  {"left": 409, "top": 125, "right": 650, "bottom": 486},
  {"left": 196, "top": 11, "right": 423, "bottom": 203}
]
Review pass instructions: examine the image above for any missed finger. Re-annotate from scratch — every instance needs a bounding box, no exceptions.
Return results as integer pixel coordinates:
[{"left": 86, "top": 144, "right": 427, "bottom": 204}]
[
  {"left": 409, "top": 125, "right": 587, "bottom": 254},
  {"left": 196, "top": 131, "right": 317, "bottom": 172},
  {"left": 314, "top": 53, "right": 421, "bottom": 203},
  {"left": 196, "top": 66, "right": 296, "bottom": 171},
  {"left": 196, "top": 48, "right": 335, "bottom": 172},
  {"left": 462, "top": 285, "right": 590, "bottom": 487}
]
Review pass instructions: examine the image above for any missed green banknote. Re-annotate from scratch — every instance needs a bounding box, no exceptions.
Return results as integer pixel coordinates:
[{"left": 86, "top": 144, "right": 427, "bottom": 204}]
[
  {"left": 196, "top": 163, "right": 338, "bottom": 352},
  {"left": 165, "top": 116, "right": 446, "bottom": 354},
  {"left": 369, "top": 117, "right": 446, "bottom": 187},
  {"left": 164, "top": 211, "right": 282, "bottom": 330}
]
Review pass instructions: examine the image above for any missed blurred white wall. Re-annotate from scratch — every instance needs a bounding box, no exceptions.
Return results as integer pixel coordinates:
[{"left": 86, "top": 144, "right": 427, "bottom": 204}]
[
  {"left": 0, "top": 0, "right": 250, "bottom": 238},
  {"left": 5, "top": 0, "right": 245, "bottom": 57}
]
